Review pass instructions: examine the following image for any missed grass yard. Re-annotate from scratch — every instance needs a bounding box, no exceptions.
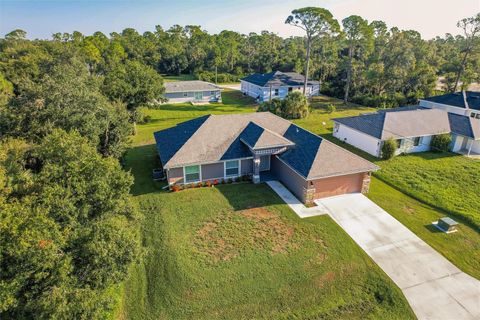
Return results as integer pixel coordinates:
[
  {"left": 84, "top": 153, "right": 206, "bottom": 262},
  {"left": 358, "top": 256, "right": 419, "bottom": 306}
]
[
  {"left": 133, "top": 89, "right": 257, "bottom": 145},
  {"left": 374, "top": 152, "right": 480, "bottom": 231},
  {"left": 368, "top": 177, "right": 480, "bottom": 279},
  {"left": 120, "top": 144, "right": 414, "bottom": 319},
  {"left": 293, "top": 95, "right": 376, "bottom": 135}
]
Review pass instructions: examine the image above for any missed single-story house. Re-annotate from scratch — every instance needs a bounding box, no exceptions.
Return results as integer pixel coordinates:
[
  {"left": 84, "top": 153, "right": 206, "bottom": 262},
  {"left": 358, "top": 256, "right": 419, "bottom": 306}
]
[
  {"left": 241, "top": 71, "right": 320, "bottom": 102},
  {"left": 332, "top": 107, "right": 480, "bottom": 157},
  {"left": 154, "top": 112, "right": 379, "bottom": 204},
  {"left": 419, "top": 91, "right": 480, "bottom": 119},
  {"left": 164, "top": 81, "right": 221, "bottom": 104}
]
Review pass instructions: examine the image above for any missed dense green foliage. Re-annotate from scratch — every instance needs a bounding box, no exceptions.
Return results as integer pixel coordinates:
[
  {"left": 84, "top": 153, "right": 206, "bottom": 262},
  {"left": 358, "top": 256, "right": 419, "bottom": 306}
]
[
  {"left": 0, "top": 130, "right": 140, "bottom": 319},
  {"left": 381, "top": 138, "right": 397, "bottom": 159},
  {"left": 431, "top": 134, "right": 452, "bottom": 152},
  {"left": 258, "top": 91, "right": 309, "bottom": 119},
  {"left": 2, "top": 11, "right": 478, "bottom": 109}
]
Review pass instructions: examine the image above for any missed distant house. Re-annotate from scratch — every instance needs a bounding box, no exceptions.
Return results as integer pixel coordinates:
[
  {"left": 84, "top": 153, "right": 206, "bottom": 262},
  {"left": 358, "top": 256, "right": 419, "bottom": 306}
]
[
  {"left": 419, "top": 91, "right": 480, "bottom": 119},
  {"left": 154, "top": 112, "right": 378, "bottom": 204},
  {"left": 332, "top": 107, "right": 480, "bottom": 157},
  {"left": 164, "top": 81, "right": 221, "bottom": 104},
  {"left": 240, "top": 71, "right": 320, "bottom": 102}
]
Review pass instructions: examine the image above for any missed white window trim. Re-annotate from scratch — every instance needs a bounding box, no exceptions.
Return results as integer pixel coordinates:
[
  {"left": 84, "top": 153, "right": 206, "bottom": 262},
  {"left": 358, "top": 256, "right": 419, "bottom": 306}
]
[
  {"left": 224, "top": 160, "right": 241, "bottom": 178},
  {"left": 183, "top": 165, "right": 202, "bottom": 184}
]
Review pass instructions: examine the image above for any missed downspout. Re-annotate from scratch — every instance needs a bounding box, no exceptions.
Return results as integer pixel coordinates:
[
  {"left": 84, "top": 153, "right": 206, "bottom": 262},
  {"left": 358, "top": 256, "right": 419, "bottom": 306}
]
[
  {"left": 467, "top": 141, "right": 472, "bottom": 157},
  {"left": 462, "top": 90, "right": 470, "bottom": 116}
]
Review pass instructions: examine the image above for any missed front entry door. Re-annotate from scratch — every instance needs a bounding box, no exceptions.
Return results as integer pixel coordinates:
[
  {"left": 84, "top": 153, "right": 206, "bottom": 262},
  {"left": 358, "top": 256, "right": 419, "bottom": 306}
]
[
  {"left": 194, "top": 91, "right": 203, "bottom": 101},
  {"left": 259, "top": 155, "right": 270, "bottom": 172}
]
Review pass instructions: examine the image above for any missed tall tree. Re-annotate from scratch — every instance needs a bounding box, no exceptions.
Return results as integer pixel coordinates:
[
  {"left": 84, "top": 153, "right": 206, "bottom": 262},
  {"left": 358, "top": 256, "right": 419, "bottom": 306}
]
[
  {"left": 452, "top": 13, "right": 480, "bottom": 91},
  {"left": 0, "top": 130, "right": 140, "bottom": 318},
  {"left": 285, "top": 7, "right": 339, "bottom": 94},
  {"left": 341, "top": 15, "right": 373, "bottom": 103}
]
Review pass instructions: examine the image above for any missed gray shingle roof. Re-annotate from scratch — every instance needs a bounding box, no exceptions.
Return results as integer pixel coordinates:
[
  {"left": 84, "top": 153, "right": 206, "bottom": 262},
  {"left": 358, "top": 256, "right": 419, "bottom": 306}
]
[
  {"left": 154, "top": 112, "right": 378, "bottom": 179},
  {"left": 241, "top": 71, "right": 320, "bottom": 87},
  {"left": 164, "top": 80, "right": 220, "bottom": 93},
  {"left": 421, "top": 91, "right": 480, "bottom": 111},
  {"left": 448, "top": 113, "right": 480, "bottom": 139},
  {"left": 239, "top": 122, "right": 295, "bottom": 150},
  {"left": 334, "top": 108, "right": 452, "bottom": 140}
]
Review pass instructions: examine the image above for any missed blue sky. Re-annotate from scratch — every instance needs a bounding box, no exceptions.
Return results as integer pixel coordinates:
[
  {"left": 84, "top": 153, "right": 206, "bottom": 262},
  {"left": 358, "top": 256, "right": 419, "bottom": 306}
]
[{"left": 1, "top": 0, "right": 478, "bottom": 39}]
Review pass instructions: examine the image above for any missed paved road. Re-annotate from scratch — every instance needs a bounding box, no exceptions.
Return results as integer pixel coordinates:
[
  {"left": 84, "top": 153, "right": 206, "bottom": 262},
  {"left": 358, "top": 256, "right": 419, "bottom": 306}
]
[
  {"left": 315, "top": 193, "right": 480, "bottom": 320},
  {"left": 218, "top": 83, "right": 241, "bottom": 90}
]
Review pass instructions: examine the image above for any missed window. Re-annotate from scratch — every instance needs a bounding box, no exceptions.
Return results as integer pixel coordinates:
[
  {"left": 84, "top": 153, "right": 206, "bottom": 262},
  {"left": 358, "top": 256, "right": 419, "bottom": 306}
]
[
  {"left": 183, "top": 92, "right": 188, "bottom": 97},
  {"left": 334, "top": 123, "right": 340, "bottom": 133},
  {"left": 274, "top": 88, "right": 279, "bottom": 96},
  {"left": 288, "top": 87, "right": 293, "bottom": 92},
  {"left": 476, "top": 114, "right": 480, "bottom": 119},
  {"left": 396, "top": 139, "right": 403, "bottom": 149},
  {"left": 413, "top": 137, "right": 421, "bottom": 146},
  {"left": 211, "top": 91, "right": 215, "bottom": 95},
  {"left": 225, "top": 160, "right": 239, "bottom": 177},
  {"left": 185, "top": 165, "right": 200, "bottom": 183}
]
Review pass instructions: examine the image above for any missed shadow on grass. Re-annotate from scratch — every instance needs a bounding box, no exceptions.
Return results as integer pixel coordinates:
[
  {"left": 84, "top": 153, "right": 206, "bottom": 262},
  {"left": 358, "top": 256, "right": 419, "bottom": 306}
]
[
  {"left": 124, "top": 144, "right": 167, "bottom": 196},
  {"left": 424, "top": 223, "right": 444, "bottom": 233},
  {"left": 215, "top": 182, "right": 285, "bottom": 211}
]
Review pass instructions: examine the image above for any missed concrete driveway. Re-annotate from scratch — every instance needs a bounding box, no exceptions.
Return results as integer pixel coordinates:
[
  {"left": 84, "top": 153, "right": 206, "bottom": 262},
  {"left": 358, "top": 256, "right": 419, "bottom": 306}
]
[{"left": 315, "top": 193, "right": 480, "bottom": 320}]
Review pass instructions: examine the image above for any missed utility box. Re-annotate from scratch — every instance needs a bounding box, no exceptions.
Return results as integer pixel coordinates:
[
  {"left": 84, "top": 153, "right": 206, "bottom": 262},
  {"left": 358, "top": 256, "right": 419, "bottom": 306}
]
[{"left": 435, "top": 217, "right": 458, "bottom": 233}]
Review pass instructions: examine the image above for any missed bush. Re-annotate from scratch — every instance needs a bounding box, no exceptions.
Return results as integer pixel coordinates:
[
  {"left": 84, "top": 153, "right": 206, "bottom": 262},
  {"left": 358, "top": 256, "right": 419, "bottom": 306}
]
[
  {"left": 326, "top": 103, "right": 336, "bottom": 114},
  {"left": 257, "top": 91, "right": 309, "bottom": 119},
  {"left": 213, "top": 179, "right": 219, "bottom": 185},
  {"left": 135, "top": 107, "right": 152, "bottom": 124},
  {"left": 205, "top": 180, "right": 212, "bottom": 187},
  {"left": 171, "top": 184, "right": 180, "bottom": 192},
  {"left": 195, "top": 71, "right": 240, "bottom": 84},
  {"left": 381, "top": 138, "right": 397, "bottom": 160},
  {"left": 431, "top": 134, "right": 452, "bottom": 152},
  {"left": 257, "top": 98, "right": 283, "bottom": 114}
]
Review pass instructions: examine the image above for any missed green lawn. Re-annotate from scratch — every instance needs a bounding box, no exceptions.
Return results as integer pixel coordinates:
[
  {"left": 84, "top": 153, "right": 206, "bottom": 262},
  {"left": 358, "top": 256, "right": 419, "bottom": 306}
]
[
  {"left": 374, "top": 153, "right": 480, "bottom": 230},
  {"left": 120, "top": 144, "right": 413, "bottom": 319},
  {"left": 368, "top": 177, "right": 480, "bottom": 279},
  {"left": 133, "top": 89, "right": 257, "bottom": 145},
  {"left": 119, "top": 91, "right": 479, "bottom": 318}
]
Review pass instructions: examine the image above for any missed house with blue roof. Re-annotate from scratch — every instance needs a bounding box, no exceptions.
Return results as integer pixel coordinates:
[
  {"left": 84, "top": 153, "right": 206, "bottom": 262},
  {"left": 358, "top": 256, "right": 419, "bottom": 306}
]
[
  {"left": 240, "top": 71, "right": 319, "bottom": 102},
  {"left": 419, "top": 91, "right": 480, "bottom": 119}
]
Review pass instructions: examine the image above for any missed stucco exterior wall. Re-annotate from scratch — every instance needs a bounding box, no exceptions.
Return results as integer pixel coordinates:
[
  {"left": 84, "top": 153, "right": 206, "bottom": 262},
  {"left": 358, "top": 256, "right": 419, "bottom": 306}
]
[
  {"left": 164, "top": 90, "right": 221, "bottom": 104},
  {"left": 395, "top": 136, "right": 432, "bottom": 155},
  {"left": 333, "top": 123, "right": 381, "bottom": 157},
  {"left": 240, "top": 159, "right": 253, "bottom": 175},
  {"left": 241, "top": 80, "right": 319, "bottom": 102},
  {"left": 271, "top": 156, "right": 308, "bottom": 202},
  {"left": 167, "top": 167, "right": 184, "bottom": 184},
  {"left": 201, "top": 162, "right": 224, "bottom": 180},
  {"left": 466, "top": 139, "right": 480, "bottom": 153}
]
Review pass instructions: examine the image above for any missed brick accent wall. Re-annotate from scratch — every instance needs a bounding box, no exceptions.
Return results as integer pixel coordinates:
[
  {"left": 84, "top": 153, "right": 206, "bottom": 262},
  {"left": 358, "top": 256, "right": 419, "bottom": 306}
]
[{"left": 361, "top": 172, "right": 372, "bottom": 194}]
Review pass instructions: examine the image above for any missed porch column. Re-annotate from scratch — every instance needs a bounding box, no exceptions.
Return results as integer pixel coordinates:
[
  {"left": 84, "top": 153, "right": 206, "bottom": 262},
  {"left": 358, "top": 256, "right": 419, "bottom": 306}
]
[{"left": 252, "top": 155, "right": 261, "bottom": 184}]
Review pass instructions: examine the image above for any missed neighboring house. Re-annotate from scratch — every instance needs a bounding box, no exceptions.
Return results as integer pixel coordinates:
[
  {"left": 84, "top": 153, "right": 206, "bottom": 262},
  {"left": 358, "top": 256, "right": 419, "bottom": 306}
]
[
  {"left": 164, "top": 81, "right": 221, "bottom": 104},
  {"left": 241, "top": 71, "right": 320, "bottom": 102},
  {"left": 154, "top": 112, "right": 378, "bottom": 204},
  {"left": 419, "top": 91, "right": 480, "bottom": 119},
  {"left": 333, "top": 107, "right": 480, "bottom": 157}
]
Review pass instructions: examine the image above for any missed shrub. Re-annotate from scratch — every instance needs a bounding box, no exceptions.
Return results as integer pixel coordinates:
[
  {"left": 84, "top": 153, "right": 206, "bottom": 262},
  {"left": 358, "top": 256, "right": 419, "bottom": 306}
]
[
  {"left": 206, "top": 180, "right": 212, "bottom": 187},
  {"left": 381, "top": 138, "right": 397, "bottom": 160},
  {"left": 213, "top": 179, "right": 219, "bottom": 186},
  {"left": 227, "top": 178, "right": 233, "bottom": 184},
  {"left": 197, "top": 182, "right": 203, "bottom": 188},
  {"left": 234, "top": 176, "right": 241, "bottom": 183},
  {"left": 136, "top": 107, "right": 152, "bottom": 124},
  {"left": 257, "top": 91, "right": 309, "bottom": 119},
  {"left": 221, "top": 179, "right": 226, "bottom": 184},
  {"left": 171, "top": 184, "right": 180, "bottom": 192},
  {"left": 282, "top": 91, "right": 309, "bottom": 119},
  {"left": 326, "top": 103, "right": 336, "bottom": 114},
  {"left": 431, "top": 134, "right": 452, "bottom": 152}
]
